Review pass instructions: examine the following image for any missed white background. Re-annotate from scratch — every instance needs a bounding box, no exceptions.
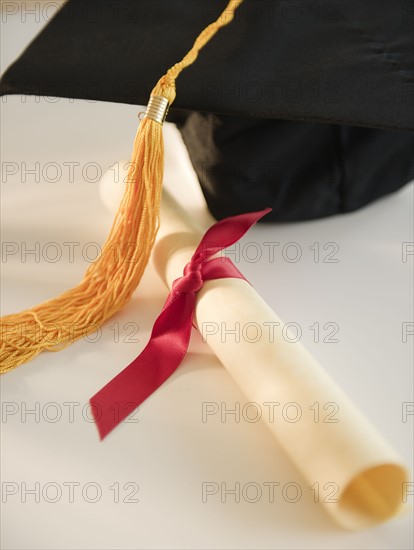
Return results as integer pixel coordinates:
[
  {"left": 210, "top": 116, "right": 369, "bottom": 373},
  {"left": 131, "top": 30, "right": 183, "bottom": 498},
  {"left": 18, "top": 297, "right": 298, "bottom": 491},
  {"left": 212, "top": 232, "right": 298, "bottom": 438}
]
[{"left": 1, "top": 3, "right": 413, "bottom": 549}]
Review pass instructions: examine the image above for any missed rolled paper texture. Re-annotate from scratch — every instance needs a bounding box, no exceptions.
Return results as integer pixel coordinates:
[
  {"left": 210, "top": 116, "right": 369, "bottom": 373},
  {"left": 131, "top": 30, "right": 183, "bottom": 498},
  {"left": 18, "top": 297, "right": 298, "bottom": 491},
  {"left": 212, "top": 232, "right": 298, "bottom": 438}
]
[{"left": 153, "top": 190, "right": 409, "bottom": 530}]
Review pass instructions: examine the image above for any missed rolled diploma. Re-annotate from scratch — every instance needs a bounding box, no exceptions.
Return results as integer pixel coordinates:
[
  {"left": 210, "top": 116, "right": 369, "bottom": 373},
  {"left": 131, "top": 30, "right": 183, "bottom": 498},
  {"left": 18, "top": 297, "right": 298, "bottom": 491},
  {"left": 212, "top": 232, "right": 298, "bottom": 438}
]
[{"left": 153, "top": 190, "right": 408, "bottom": 530}]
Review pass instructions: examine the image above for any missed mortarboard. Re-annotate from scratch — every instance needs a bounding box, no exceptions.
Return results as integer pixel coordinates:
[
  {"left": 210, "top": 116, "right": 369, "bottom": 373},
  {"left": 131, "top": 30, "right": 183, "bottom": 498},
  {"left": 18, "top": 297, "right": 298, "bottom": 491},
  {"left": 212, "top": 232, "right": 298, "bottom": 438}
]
[
  {"left": 1, "top": 0, "right": 414, "bottom": 221},
  {"left": 1, "top": 0, "right": 413, "bottom": 369}
]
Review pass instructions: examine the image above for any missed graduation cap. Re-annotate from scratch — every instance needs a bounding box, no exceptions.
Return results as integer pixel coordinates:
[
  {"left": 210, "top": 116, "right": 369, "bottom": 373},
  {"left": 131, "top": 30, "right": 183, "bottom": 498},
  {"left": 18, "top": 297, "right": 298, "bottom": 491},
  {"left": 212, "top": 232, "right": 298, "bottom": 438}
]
[{"left": 1, "top": 0, "right": 413, "bottom": 372}]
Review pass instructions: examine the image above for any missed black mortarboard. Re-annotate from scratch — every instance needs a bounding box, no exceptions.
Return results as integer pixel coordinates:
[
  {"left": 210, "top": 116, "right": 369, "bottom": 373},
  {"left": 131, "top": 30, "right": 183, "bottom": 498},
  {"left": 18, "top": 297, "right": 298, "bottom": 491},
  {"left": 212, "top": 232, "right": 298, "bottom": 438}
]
[
  {"left": 1, "top": 0, "right": 413, "bottom": 222},
  {"left": 1, "top": 0, "right": 414, "bottom": 372}
]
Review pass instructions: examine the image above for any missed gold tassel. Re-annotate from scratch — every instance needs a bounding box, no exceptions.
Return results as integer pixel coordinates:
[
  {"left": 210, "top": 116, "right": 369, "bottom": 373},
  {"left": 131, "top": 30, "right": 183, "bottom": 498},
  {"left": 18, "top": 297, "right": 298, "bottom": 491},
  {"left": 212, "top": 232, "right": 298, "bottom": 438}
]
[{"left": 0, "top": 0, "right": 244, "bottom": 373}]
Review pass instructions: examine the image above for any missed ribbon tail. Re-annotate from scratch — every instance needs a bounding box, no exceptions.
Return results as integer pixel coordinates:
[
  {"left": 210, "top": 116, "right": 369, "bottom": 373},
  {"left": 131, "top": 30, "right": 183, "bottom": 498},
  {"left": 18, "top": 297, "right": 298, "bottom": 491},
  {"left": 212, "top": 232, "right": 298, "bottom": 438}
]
[
  {"left": 90, "top": 292, "right": 195, "bottom": 440},
  {"left": 194, "top": 207, "right": 272, "bottom": 259}
]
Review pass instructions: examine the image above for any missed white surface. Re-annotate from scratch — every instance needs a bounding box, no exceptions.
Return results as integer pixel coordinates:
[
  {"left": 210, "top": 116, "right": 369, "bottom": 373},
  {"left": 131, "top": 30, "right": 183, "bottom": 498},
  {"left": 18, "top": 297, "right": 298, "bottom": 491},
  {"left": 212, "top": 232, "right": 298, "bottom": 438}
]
[{"left": 1, "top": 9, "right": 413, "bottom": 550}]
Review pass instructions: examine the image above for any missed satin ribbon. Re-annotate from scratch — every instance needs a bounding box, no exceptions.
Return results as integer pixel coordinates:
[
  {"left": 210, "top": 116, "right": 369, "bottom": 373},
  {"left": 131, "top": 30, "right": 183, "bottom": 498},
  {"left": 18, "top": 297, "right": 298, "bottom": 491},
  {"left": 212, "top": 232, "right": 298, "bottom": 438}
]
[{"left": 90, "top": 207, "right": 271, "bottom": 439}]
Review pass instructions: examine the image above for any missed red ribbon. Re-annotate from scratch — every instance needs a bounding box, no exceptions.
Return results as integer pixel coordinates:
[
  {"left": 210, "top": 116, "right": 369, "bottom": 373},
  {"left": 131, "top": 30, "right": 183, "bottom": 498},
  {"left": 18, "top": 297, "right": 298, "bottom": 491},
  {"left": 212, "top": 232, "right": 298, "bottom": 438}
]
[{"left": 90, "top": 208, "right": 271, "bottom": 439}]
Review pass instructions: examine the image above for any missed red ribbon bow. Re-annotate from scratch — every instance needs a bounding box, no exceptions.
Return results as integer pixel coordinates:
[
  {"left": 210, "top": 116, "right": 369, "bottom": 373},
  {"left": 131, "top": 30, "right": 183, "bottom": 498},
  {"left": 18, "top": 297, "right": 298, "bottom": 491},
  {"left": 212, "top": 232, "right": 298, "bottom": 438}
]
[{"left": 90, "top": 208, "right": 271, "bottom": 439}]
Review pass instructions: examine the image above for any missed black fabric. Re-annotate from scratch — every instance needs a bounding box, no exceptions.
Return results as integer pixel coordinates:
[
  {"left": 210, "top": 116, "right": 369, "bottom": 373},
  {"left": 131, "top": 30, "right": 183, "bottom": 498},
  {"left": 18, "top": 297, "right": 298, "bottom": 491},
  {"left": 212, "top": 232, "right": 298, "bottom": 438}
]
[
  {"left": 1, "top": 0, "right": 413, "bottom": 221},
  {"left": 173, "top": 113, "right": 414, "bottom": 221},
  {"left": 1, "top": 0, "right": 413, "bottom": 131}
]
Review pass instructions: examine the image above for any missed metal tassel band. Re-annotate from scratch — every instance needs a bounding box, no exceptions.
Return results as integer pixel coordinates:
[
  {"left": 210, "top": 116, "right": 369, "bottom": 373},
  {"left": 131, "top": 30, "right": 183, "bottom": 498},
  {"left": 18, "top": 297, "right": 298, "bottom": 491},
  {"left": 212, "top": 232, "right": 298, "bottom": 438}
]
[{"left": 144, "top": 95, "right": 170, "bottom": 124}]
